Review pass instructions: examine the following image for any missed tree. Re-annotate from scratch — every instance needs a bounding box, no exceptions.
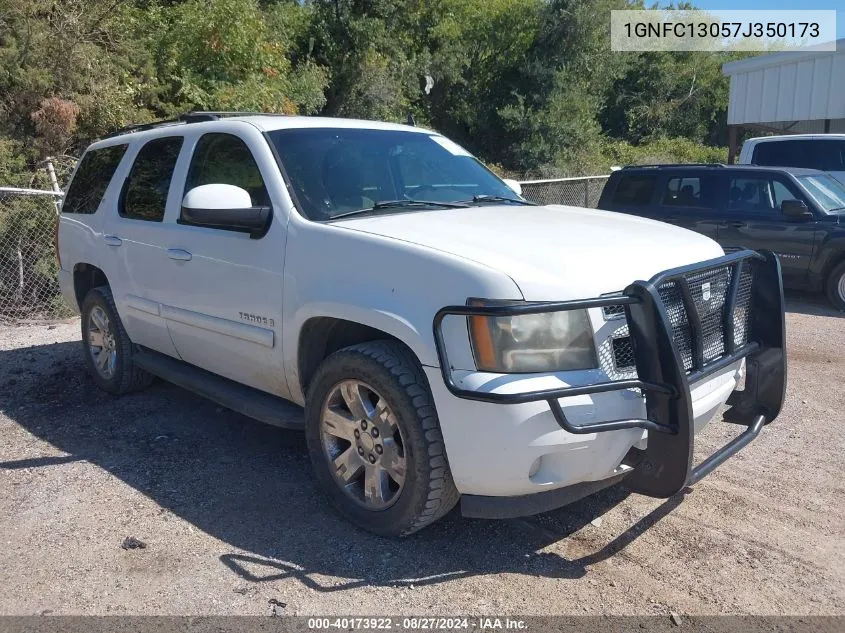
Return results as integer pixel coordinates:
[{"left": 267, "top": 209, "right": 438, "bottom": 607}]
[
  {"left": 152, "top": 0, "right": 328, "bottom": 115},
  {"left": 599, "top": 50, "right": 735, "bottom": 146}
]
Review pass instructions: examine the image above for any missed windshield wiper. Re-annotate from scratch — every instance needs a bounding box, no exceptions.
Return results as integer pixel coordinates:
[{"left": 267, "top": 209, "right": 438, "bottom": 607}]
[
  {"left": 462, "top": 195, "right": 535, "bottom": 206},
  {"left": 328, "top": 199, "right": 469, "bottom": 220}
]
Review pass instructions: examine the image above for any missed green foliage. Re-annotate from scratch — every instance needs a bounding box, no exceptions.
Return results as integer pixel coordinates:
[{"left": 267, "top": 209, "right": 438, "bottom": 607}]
[
  {"left": 602, "top": 137, "right": 727, "bottom": 168},
  {"left": 599, "top": 50, "right": 739, "bottom": 146},
  {"left": 152, "top": 0, "right": 327, "bottom": 114},
  {"left": 0, "top": 0, "right": 742, "bottom": 177},
  {"left": 0, "top": 139, "right": 30, "bottom": 187}
]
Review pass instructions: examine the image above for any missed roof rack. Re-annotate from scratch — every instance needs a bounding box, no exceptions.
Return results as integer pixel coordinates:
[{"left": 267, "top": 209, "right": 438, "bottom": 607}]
[
  {"left": 104, "top": 111, "right": 289, "bottom": 139},
  {"left": 622, "top": 163, "right": 726, "bottom": 169}
]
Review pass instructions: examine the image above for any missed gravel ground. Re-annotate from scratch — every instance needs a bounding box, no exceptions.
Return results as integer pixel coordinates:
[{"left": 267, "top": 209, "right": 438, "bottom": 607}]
[{"left": 0, "top": 293, "right": 843, "bottom": 617}]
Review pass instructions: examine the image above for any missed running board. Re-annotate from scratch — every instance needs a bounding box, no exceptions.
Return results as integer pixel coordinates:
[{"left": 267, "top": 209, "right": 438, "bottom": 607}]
[{"left": 133, "top": 350, "right": 304, "bottom": 430}]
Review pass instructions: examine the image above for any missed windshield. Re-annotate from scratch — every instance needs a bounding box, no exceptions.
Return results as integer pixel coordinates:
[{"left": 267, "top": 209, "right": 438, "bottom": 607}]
[
  {"left": 798, "top": 174, "right": 845, "bottom": 212},
  {"left": 266, "top": 128, "right": 522, "bottom": 221}
]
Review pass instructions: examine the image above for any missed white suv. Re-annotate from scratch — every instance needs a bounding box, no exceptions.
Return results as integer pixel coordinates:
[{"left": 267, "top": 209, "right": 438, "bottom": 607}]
[{"left": 56, "top": 112, "right": 787, "bottom": 536}]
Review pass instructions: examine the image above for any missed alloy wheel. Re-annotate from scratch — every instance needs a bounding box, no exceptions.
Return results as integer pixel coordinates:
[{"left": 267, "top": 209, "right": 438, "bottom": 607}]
[
  {"left": 320, "top": 379, "right": 407, "bottom": 510},
  {"left": 87, "top": 305, "right": 117, "bottom": 380}
]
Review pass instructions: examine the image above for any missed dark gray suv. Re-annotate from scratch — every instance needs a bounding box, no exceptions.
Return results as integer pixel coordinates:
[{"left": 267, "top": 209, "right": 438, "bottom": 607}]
[{"left": 597, "top": 164, "right": 845, "bottom": 310}]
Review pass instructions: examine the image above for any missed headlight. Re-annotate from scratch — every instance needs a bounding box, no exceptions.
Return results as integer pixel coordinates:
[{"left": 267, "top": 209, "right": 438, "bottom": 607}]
[{"left": 467, "top": 301, "right": 597, "bottom": 373}]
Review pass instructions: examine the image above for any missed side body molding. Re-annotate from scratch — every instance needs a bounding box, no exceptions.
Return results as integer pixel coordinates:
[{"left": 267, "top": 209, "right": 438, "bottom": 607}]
[{"left": 160, "top": 303, "right": 275, "bottom": 348}]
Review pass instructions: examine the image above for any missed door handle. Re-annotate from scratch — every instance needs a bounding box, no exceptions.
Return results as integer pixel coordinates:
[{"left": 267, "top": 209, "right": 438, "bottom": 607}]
[
  {"left": 167, "top": 248, "right": 192, "bottom": 261},
  {"left": 103, "top": 235, "right": 122, "bottom": 247},
  {"left": 723, "top": 221, "right": 745, "bottom": 228}
]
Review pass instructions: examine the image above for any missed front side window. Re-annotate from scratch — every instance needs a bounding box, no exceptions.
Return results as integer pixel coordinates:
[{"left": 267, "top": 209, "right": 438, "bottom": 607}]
[
  {"left": 728, "top": 177, "right": 776, "bottom": 213},
  {"left": 120, "top": 136, "right": 183, "bottom": 222},
  {"left": 771, "top": 180, "right": 800, "bottom": 207},
  {"left": 266, "top": 128, "right": 521, "bottom": 221},
  {"left": 728, "top": 176, "right": 807, "bottom": 215},
  {"left": 183, "top": 133, "right": 269, "bottom": 212},
  {"left": 63, "top": 144, "right": 128, "bottom": 214}
]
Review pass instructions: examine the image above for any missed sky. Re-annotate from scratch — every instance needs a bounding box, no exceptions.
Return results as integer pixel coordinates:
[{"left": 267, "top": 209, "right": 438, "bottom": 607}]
[{"left": 685, "top": 1, "right": 843, "bottom": 40}]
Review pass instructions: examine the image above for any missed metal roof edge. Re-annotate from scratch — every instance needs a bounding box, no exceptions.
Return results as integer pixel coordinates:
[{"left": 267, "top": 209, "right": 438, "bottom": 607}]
[{"left": 722, "top": 38, "right": 844, "bottom": 76}]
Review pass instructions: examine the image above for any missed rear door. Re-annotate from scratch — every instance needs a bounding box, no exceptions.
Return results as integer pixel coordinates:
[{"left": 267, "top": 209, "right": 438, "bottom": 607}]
[
  {"left": 716, "top": 172, "right": 820, "bottom": 286},
  {"left": 656, "top": 171, "right": 725, "bottom": 240},
  {"left": 100, "top": 135, "right": 184, "bottom": 357}
]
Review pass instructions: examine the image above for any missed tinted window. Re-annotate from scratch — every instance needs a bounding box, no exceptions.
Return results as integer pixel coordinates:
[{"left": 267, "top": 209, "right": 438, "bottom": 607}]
[
  {"left": 771, "top": 180, "right": 800, "bottom": 206},
  {"left": 62, "top": 144, "right": 127, "bottom": 214},
  {"left": 611, "top": 175, "right": 656, "bottom": 205},
  {"left": 661, "top": 176, "right": 717, "bottom": 208},
  {"left": 753, "top": 140, "right": 845, "bottom": 172},
  {"left": 184, "top": 133, "right": 269, "bottom": 210},
  {"left": 728, "top": 177, "right": 775, "bottom": 213},
  {"left": 120, "top": 137, "right": 183, "bottom": 222},
  {"left": 727, "top": 176, "right": 803, "bottom": 214},
  {"left": 266, "top": 128, "right": 517, "bottom": 221}
]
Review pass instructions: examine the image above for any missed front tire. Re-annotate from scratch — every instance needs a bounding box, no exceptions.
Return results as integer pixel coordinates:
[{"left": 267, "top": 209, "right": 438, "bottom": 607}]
[
  {"left": 80, "top": 286, "right": 154, "bottom": 395},
  {"left": 825, "top": 261, "right": 845, "bottom": 311},
  {"left": 305, "top": 341, "right": 459, "bottom": 536}
]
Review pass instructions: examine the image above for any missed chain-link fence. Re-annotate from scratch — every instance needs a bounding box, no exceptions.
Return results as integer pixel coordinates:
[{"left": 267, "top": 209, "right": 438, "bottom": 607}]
[
  {"left": 519, "top": 175, "right": 609, "bottom": 208},
  {"left": 0, "top": 186, "right": 72, "bottom": 323}
]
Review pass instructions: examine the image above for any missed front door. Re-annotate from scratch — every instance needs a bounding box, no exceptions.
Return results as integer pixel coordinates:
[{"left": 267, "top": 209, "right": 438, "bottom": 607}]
[
  {"left": 154, "top": 126, "right": 289, "bottom": 397},
  {"left": 716, "top": 174, "right": 819, "bottom": 287}
]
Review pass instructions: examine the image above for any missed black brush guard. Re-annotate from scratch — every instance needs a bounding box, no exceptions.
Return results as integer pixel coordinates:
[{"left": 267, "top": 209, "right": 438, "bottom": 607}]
[{"left": 432, "top": 249, "right": 786, "bottom": 498}]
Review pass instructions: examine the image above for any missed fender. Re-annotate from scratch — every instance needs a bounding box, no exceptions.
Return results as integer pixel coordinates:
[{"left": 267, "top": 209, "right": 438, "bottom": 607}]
[{"left": 281, "top": 217, "right": 524, "bottom": 403}]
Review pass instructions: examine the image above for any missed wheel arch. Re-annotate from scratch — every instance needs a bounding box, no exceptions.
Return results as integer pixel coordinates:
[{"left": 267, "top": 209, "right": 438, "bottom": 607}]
[
  {"left": 73, "top": 263, "right": 110, "bottom": 310},
  {"left": 822, "top": 248, "right": 845, "bottom": 280},
  {"left": 294, "top": 313, "right": 429, "bottom": 403}
]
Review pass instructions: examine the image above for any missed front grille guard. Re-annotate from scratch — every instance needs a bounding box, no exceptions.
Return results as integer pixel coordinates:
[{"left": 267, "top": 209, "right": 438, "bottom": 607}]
[{"left": 432, "top": 249, "right": 787, "bottom": 497}]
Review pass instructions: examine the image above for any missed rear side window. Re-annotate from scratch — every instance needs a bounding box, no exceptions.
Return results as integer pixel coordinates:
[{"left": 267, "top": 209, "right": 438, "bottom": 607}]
[
  {"left": 183, "top": 133, "right": 269, "bottom": 209},
  {"left": 611, "top": 175, "right": 656, "bottom": 205},
  {"left": 661, "top": 176, "right": 718, "bottom": 209},
  {"left": 120, "top": 136, "right": 184, "bottom": 222},
  {"left": 62, "top": 144, "right": 128, "bottom": 214},
  {"left": 753, "top": 140, "right": 845, "bottom": 172}
]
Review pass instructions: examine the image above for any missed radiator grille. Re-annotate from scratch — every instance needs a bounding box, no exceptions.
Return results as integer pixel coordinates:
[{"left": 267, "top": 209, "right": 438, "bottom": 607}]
[{"left": 598, "top": 261, "right": 756, "bottom": 379}]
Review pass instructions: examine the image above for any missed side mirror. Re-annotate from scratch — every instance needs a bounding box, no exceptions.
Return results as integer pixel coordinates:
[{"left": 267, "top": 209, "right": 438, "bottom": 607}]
[
  {"left": 503, "top": 178, "right": 522, "bottom": 197},
  {"left": 781, "top": 199, "right": 813, "bottom": 221},
  {"left": 181, "top": 184, "right": 271, "bottom": 238}
]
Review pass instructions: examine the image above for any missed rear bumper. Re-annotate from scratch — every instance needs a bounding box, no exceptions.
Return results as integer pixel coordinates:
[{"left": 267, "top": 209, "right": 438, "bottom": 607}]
[{"left": 433, "top": 249, "right": 786, "bottom": 514}]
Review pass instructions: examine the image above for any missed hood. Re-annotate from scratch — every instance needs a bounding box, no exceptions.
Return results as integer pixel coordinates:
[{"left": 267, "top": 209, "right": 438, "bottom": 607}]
[{"left": 334, "top": 205, "right": 725, "bottom": 301}]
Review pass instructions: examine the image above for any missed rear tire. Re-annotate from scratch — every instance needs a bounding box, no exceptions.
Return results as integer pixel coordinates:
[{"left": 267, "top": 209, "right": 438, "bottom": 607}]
[
  {"left": 305, "top": 340, "right": 459, "bottom": 536},
  {"left": 825, "top": 261, "right": 845, "bottom": 311},
  {"left": 80, "top": 286, "right": 154, "bottom": 395}
]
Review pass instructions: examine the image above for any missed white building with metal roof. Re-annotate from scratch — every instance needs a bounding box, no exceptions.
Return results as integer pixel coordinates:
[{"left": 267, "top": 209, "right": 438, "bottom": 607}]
[{"left": 722, "top": 39, "right": 845, "bottom": 161}]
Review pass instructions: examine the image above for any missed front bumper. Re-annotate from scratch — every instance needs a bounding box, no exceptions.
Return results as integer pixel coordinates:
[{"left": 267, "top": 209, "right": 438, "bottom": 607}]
[{"left": 433, "top": 249, "right": 786, "bottom": 517}]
